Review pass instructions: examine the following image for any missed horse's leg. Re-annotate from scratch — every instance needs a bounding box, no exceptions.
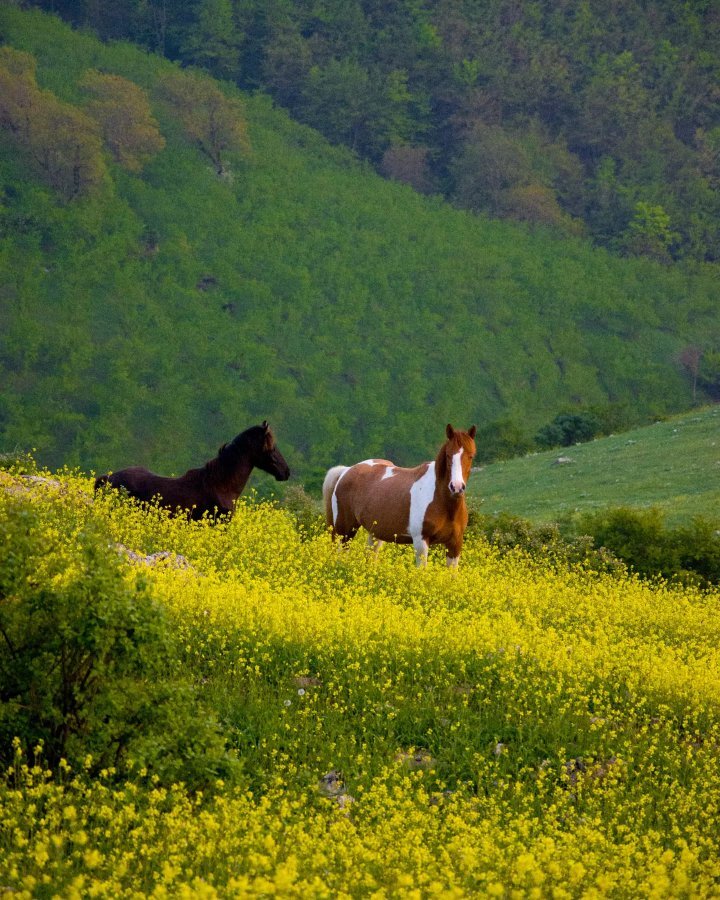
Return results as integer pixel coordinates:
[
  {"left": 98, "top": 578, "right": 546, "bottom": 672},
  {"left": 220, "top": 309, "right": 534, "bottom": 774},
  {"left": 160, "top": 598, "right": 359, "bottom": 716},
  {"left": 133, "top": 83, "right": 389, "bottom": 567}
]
[
  {"left": 331, "top": 517, "right": 358, "bottom": 549},
  {"left": 413, "top": 536, "right": 429, "bottom": 567},
  {"left": 366, "top": 533, "right": 384, "bottom": 557},
  {"left": 445, "top": 534, "right": 463, "bottom": 568}
]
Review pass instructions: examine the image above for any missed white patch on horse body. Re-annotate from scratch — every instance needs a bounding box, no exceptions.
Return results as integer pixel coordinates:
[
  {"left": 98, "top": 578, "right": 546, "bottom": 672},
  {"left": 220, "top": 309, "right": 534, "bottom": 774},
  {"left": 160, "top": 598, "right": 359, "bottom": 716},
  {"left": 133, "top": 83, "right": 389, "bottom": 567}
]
[
  {"left": 408, "top": 462, "right": 436, "bottom": 545},
  {"left": 449, "top": 448, "right": 465, "bottom": 494},
  {"left": 381, "top": 467, "right": 396, "bottom": 480}
]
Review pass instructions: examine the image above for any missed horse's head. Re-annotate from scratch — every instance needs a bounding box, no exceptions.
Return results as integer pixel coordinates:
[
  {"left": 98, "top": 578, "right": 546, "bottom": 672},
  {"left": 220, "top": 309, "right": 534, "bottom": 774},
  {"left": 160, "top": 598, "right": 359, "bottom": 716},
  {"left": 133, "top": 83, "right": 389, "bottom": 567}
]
[
  {"left": 250, "top": 421, "right": 291, "bottom": 481},
  {"left": 443, "top": 424, "right": 477, "bottom": 497},
  {"left": 219, "top": 422, "right": 291, "bottom": 482}
]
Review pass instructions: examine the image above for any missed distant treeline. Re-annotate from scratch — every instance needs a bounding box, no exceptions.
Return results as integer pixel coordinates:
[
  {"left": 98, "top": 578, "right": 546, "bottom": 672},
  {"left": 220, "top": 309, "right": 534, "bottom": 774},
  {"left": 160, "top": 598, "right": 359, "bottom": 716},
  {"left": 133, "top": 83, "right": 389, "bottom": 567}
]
[{"left": 23, "top": 0, "right": 720, "bottom": 263}]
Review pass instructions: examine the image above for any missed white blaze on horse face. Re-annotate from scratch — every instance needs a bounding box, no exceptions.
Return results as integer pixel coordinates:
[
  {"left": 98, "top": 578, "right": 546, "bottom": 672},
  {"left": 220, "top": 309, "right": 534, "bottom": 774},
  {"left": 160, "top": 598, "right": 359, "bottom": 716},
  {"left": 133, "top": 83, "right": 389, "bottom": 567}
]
[
  {"left": 449, "top": 448, "right": 465, "bottom": 495},
  {"left": 408, "top": 462, "right": 436, "bottom": 550}
]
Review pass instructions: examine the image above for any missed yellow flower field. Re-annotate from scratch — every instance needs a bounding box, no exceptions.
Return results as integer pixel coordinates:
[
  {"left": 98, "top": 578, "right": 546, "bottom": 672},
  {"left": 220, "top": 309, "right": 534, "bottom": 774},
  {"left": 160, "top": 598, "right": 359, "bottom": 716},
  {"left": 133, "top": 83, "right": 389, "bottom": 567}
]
[{"left": 1, "top": 472, "right": 720, "bottom": 897}]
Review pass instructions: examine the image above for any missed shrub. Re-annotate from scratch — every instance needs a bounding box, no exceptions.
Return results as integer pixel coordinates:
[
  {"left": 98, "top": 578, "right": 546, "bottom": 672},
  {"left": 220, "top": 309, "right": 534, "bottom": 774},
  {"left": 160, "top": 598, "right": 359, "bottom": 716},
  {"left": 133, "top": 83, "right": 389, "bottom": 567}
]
[
  {"left": 535, "top": 412, "right": 600, "bottom": 449},
  {"left": 467, "top": 508, "right": 624, "bottom": 576},
  {"left": 473, "top": 419, "right": 534, "bottom": 464},
  {"left": 0, "top": 448, "right": 37, "bottom": 474},
  {"left": 578, "top": 507, "right": 720, "bottom": 587},
  {"left": 0, "top": 489, "right": 238, "bottom": 788},
  {"left": 278, "top": 482, "right": 325, "bottom": 538}
]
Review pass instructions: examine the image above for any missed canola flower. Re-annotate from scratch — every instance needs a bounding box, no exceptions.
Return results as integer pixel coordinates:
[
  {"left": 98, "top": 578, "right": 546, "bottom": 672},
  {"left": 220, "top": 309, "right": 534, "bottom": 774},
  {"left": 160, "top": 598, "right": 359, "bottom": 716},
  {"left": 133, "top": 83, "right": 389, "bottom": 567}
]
[{"left": 2, "top": 471, "right": 720, "bottom": 896}]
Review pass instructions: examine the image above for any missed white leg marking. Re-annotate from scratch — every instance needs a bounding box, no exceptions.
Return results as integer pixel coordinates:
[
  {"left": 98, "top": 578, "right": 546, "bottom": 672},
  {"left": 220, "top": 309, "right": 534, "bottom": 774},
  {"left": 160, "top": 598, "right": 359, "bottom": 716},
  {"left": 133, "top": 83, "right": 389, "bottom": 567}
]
[
  {"left": 414, "top": 537, "right": 429, "bottom": 567},
  {"left": 447, "top": 556, "right": 460, "bottom": 569},
  {"left": 449, "top": 449, "right": 465, "bottom": 495},
  {"left": 408, "top": 462, "right": 435, "bottom": 555}
]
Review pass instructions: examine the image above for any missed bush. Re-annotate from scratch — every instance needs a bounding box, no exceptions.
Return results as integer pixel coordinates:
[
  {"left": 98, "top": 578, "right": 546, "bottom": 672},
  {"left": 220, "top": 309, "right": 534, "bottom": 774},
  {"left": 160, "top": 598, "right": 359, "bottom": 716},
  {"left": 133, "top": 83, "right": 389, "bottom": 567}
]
[
  {"left": 578, "top": 507, "right": 720, "bottom": 587},
  {"left": 473, "top": 419, "right": 534, "bottom": 464},
  {"left": 278, "top": 483, "right": 325, "bottom": 538},
  {"left": 0, "top": 489, "right": 238, "bottom": 788},
  {"left": 467, "top": 508, "right": 624, "bottom": 576},
  {"left": 535, "top": 412, "right": 600, "bottom": 449},
  {"left": 0, "top": 448, "right": 37, "bottom": 474}
]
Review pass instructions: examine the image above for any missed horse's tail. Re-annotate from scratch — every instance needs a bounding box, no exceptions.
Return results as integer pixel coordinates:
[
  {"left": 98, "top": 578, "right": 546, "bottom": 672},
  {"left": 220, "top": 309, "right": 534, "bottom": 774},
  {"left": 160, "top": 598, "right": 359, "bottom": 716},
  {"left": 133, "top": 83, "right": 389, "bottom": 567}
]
[{"left": 322, "top": 465, "right": 348, "bottom": 529}]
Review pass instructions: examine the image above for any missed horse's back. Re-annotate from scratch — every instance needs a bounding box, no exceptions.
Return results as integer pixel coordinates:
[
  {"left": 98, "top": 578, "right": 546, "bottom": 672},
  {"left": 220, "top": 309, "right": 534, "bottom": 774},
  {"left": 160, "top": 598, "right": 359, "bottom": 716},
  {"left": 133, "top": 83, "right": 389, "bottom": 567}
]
[
  {"left": 95, "top": 466, "right": 179, "bottom": 504},
  {"left": 333, "top": 459, "right": 428, "bottom": 542}
]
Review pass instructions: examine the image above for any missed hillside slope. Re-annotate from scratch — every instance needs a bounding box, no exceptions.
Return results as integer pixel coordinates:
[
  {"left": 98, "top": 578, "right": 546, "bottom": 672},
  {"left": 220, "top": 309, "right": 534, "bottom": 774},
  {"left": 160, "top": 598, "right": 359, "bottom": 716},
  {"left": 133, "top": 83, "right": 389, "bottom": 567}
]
[
  {"left": 470, "top": 405, "right": 720, "bottom": 524},
  {"left": 1, "top": 7, "right": 719, "bottom": 486}
]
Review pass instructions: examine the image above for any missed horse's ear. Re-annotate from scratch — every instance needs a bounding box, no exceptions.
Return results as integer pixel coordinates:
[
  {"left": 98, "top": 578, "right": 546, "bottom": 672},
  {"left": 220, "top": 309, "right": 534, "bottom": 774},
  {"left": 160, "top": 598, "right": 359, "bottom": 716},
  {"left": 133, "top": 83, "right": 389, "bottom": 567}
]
[
  {"left": 262, "top": 420, "right": 269, "bottom": 430},
  {"left": 468, "top": 425, "right": 477, "bottom": 439},
  {"left": 446, "top": 424, "right": 455, "bottom": 440},
  {"left": 218, "top": 442, "right": 227, "bottom": 453}
]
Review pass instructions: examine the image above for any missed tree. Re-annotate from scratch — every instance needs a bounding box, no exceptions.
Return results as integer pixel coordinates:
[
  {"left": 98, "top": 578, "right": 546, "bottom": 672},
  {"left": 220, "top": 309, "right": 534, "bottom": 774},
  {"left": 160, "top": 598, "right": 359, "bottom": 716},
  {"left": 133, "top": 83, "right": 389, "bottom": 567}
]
[
  {"left": 502, "top": 183, "right": 583, "bottom": 234},
  {"left": 0, "top": 47, "right": 38, "bottom": 138},
  {"left": 450, "top": 122, "right": 532, "bottom": 215},
  {"left": 678, "top": 345, "right": 702, "bottom": 402},
  {"left": 697, "top": 351, "right": 720, "bottom": 401},
  {"left": 179, "top": 0, "right": 241, "bottom": 81},
  {"left": 301, "top": 59, "right": 374, "bottom": 155},
  {"left": 619, "top": 201, "right": 678, "bottom": 262},
  {"left": 80, "top": 70, "right": 165, "bottom": 172},
  {"left": 0, "top": 47, "right": 107, "bottom": 200},
  {"left": 380, "top": 144, "right": 433, "bottom": 193},
  {"left": 535, "top": 412, "right": 599, "bottom": 449},
  {"left": 158, "top": 69, "right": 249, "bottom": 175}
]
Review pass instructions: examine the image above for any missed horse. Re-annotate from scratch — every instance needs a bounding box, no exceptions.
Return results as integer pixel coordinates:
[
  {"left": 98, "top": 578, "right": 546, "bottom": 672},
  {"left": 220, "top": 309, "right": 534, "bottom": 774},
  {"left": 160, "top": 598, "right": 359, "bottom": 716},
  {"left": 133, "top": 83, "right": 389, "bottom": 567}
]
[
  {"left": 94, "top": 421, "right": 290, "bottom": 519},
  {"left": 322, "top": 424, "right": 477, "bottom": 567}
]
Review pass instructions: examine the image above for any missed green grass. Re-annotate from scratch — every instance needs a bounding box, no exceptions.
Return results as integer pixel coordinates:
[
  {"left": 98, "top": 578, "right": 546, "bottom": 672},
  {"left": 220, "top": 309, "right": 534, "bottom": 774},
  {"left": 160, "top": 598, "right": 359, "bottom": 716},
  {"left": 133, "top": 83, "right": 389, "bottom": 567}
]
[{"left": 469, "top": 405, "right": 720, "bottom": 525}]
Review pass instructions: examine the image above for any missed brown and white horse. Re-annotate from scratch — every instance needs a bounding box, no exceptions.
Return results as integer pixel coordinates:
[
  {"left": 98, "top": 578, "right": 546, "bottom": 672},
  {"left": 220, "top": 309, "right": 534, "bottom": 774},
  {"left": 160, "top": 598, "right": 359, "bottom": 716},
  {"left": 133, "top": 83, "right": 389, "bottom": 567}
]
[{"left": 323, "top": 424, "right": 477, "bottom": 567}]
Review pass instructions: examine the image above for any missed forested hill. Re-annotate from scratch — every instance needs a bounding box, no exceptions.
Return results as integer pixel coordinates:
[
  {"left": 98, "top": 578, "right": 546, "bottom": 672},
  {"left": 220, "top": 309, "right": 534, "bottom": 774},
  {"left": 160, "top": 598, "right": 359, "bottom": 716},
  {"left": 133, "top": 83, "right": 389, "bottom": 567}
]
[
  {"left": 23, "top": 0, "right": 720, "bottom": 264},
  {"left": 0, "top": 7, "right": 718, "bottom": 488}
]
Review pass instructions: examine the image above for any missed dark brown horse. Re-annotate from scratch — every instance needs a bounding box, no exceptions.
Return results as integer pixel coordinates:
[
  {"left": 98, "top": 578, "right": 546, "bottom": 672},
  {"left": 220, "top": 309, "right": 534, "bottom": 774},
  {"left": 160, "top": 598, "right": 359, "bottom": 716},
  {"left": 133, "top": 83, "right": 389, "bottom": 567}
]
[
  {"left": 95, "top": 421, "right": 290, "bottom": 519},
  {"left": 323, "top": 424, "right": 477, "bottom": 567}
]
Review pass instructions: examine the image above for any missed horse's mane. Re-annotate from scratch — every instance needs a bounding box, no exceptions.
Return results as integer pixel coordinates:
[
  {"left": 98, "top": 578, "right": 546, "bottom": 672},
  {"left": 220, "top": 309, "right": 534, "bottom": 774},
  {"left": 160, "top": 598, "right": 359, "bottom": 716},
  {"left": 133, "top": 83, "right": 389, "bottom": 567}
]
[{"left": 214, "top": 425, "right": 268, "bottom": 471}]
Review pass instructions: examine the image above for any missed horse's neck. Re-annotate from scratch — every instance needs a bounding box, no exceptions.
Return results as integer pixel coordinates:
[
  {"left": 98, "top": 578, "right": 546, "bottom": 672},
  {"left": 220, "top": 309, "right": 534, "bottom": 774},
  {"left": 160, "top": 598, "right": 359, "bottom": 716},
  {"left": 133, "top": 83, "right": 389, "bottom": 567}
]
[{"left": 207, "top": 456, "right": 254, "bottom": 498}]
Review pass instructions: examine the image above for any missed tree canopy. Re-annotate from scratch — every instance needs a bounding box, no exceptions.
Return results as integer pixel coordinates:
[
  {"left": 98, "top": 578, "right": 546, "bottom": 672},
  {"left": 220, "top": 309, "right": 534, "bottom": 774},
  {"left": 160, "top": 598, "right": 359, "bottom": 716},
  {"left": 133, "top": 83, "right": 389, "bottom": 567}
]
[{"left": 22, "top": 0, "right": 720, "bottom": 263}]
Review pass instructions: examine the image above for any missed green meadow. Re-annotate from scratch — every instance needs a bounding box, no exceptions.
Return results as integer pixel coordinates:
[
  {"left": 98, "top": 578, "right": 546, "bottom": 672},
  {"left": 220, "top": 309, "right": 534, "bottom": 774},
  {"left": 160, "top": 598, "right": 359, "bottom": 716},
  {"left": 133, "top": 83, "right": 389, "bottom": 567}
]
[{"left": 470, "top": 405, "right": 720, "bottom": 525}]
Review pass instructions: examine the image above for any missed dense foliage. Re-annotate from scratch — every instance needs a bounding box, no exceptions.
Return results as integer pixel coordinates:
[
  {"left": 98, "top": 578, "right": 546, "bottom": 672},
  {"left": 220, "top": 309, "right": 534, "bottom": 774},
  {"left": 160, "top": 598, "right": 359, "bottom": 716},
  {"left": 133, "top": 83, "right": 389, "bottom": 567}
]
[
  {"left": 0, "top": 477, "right": 238, "bottom": 789},
  {"left": 1, "top": 7, "right": 719, "bottom": 487},
  {"left": 576, "top": 506, "right": 720, "bottom": 587},
  {"left": 24, "top": 0, "right": 720, "bottom": 263},
  {"left": 468, "top": 507, "right": 720, "bottom": 588},
  {"left": 3, "top": 472, "right": 720, "bottom": 894}
]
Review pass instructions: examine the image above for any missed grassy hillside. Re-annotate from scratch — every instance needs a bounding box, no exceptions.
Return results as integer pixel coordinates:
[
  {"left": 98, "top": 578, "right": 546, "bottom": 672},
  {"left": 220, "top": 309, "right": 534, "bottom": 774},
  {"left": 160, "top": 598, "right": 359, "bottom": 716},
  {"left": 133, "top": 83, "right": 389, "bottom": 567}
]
[
  {"left": 1, "top": 8, "right": 719, "bottom": 489},
  {"left": 470, "top": 405, "right": 720, "bottom": 524},
  {"left": 3, "top": 472, "right": 720, "bottom": 894}
]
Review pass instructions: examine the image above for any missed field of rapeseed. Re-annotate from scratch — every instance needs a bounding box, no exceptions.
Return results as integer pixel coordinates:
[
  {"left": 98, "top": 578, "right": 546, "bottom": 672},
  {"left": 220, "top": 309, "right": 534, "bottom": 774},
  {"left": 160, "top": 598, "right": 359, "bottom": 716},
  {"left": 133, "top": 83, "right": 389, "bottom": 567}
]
[{"left": 2, "top": 470, "right": 720, "bottom": 897}]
